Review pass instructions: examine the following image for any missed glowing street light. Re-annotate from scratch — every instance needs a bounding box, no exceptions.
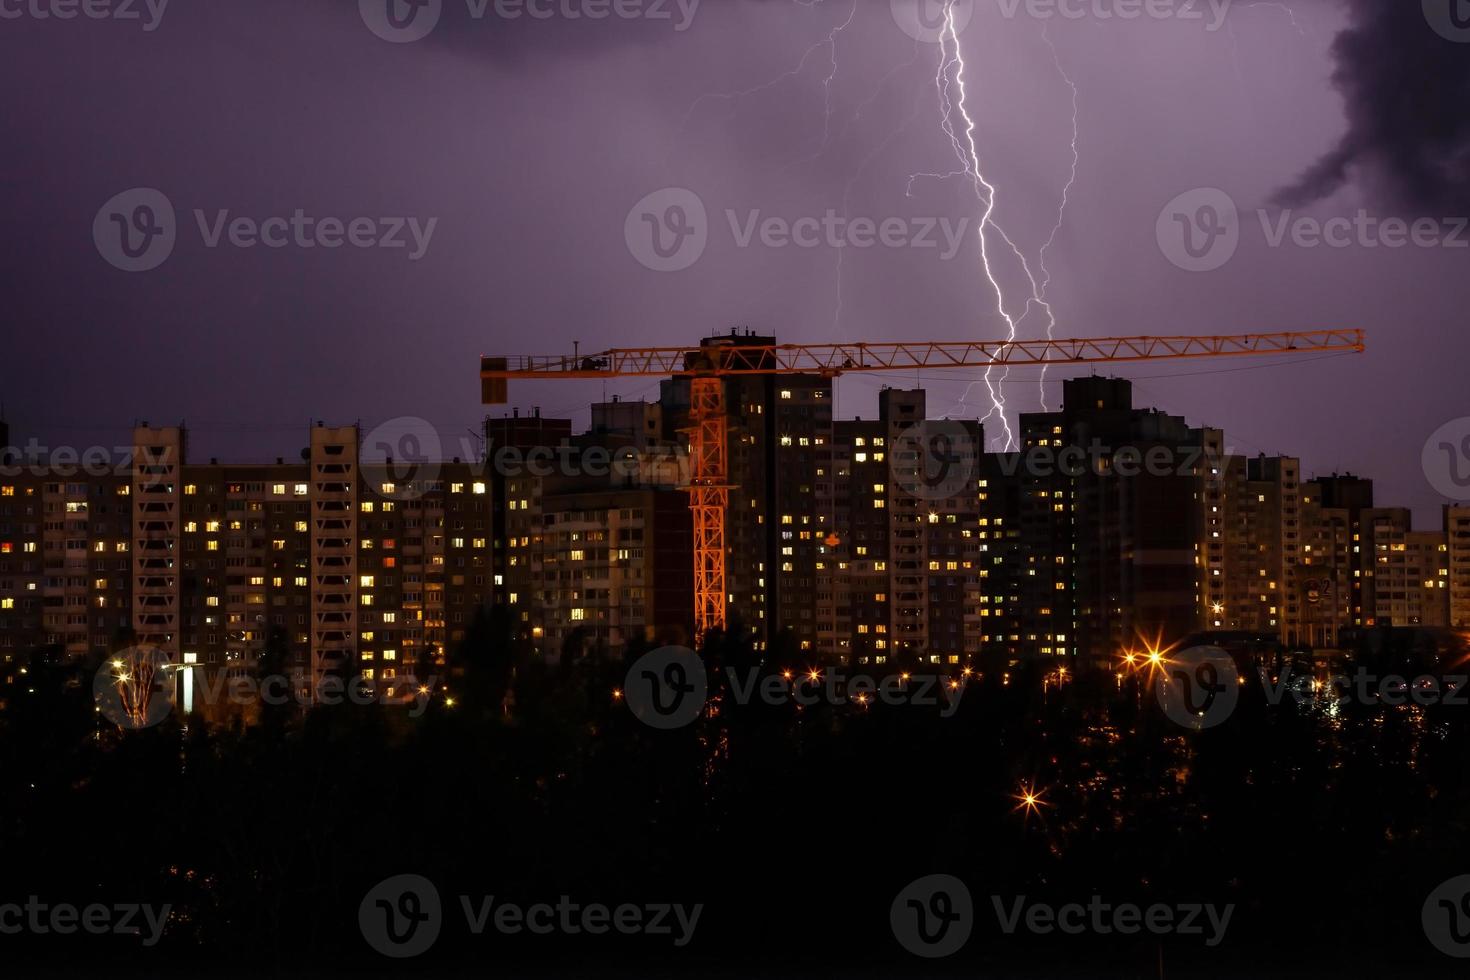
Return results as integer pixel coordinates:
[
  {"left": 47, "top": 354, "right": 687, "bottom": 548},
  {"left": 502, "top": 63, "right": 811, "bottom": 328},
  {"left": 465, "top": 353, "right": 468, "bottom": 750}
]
[{"left": 1013, "top": 782, "right": 1051, "bottom": 824}]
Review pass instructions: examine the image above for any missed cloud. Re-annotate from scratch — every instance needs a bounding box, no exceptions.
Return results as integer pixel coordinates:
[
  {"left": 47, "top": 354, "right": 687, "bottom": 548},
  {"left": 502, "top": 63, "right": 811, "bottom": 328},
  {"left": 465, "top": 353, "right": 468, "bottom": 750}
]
[{"left": 1274, "top": 0, "right": 1470, "bottom": 211}]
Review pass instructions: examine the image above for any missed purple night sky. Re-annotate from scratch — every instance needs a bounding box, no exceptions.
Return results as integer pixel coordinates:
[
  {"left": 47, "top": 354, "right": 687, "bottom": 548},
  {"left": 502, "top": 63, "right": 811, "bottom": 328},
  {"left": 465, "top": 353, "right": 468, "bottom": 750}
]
[{"left": 2, "top": 0, "right": 1466, "bottom": 522}]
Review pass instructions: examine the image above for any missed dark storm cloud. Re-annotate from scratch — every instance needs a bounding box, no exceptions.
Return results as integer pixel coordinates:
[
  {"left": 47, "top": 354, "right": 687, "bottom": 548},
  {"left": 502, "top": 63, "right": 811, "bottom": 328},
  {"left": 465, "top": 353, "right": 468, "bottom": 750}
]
[{"left": 1275, "top": 0, "right": 1470, "bottom": 210}]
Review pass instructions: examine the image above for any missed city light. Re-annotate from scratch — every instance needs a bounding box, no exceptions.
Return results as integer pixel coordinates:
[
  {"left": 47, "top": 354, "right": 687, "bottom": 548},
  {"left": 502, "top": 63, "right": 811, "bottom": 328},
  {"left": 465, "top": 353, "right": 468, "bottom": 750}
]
[{"left": 1013, "top": 782, "right": 1051, "bottom": 825}]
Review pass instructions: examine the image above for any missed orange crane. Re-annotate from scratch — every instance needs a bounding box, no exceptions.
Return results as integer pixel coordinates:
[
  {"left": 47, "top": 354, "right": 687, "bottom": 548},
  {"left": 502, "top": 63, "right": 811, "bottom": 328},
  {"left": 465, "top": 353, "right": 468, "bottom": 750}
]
[{"left": 481, "top": 329, "right": 1365, "bottom": 643}]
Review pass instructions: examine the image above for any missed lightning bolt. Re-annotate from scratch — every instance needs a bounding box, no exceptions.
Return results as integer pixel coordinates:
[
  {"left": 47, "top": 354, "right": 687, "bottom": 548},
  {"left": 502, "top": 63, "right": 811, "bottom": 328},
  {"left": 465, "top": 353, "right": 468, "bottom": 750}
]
[
  {"left": 910, "top": 1, "right": 1061, "bottom": 450},
  {"left": 1246, "top": 1, "right": 1307, "bottom": 37},
  {"left": 816, "top": 1, "right": 859, "bottom": 150},
  {"left": 1036, "top": 21, "right": 1078, "bottom": 413},
  {"left": 674, "top": 0, "right": 856, "bottom": 158}
]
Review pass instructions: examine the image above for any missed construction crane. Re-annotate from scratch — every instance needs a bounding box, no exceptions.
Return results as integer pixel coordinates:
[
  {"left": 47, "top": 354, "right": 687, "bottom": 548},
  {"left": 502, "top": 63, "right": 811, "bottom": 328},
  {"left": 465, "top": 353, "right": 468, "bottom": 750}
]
[{"left": 480, "top": 329, "right": 1365, "bottom": 644}]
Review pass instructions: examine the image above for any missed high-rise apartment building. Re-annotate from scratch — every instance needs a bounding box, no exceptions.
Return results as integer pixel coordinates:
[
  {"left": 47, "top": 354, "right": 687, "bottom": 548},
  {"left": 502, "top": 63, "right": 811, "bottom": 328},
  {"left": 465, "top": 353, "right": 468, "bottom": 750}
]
[
  {"left": 660, "top": 334, "right": 837, "bottom": 653},
  {"left": 1215, "top": 455, "right": 1302, "bottom": 639},
  {"left": 1447, "top": 505, "right": 1470, "bottom": 629},
  {"left": 1297, "top": 481, "right": 1355, "bottom": 647},
  {"left": 1360, "top": 507, "right": 1449, "bottom": 627},
  {"left": 0, "top": 424, "right": 498, "bottom": 718},
  {"left": 489, "top": 405, "right": 694, "bottom": 657},
  {"left": 830, "top": 390, "right": 982, "bottom": 667},
  {"left": 981, "top": 378, "right": 1209, "bottom": 668}
]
